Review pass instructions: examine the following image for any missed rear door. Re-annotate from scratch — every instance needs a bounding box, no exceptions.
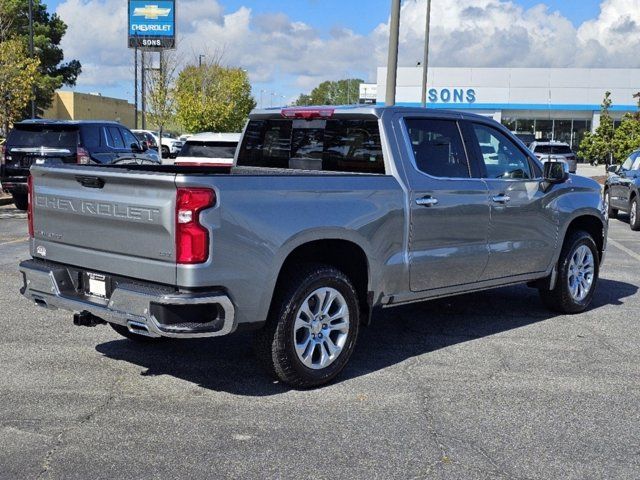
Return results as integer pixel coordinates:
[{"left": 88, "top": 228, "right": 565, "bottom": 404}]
[
  {"left": 464, "top": 121, "right": 557, "bottom": 280},
  {"left": 400, "top": 116, "right": 490, "bottom": 292},
  {"left": 6, "top": 125, "right": 78, "bottom": 172}
]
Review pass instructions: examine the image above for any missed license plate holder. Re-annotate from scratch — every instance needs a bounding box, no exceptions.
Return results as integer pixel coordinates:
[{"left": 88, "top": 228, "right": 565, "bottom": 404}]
[{"left": 84, "top": 272, "right": 111, "bottom": 299}]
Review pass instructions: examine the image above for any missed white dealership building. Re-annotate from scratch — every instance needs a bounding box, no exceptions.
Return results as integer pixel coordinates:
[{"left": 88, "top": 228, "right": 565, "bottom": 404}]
[{"left": 360, "top": 67, "right": 640, "bottom": 149}]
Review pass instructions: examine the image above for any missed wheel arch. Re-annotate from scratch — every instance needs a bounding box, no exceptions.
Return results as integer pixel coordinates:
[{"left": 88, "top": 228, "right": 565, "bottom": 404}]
[
  {"left": 562, "top": 214, "right": 606, "bottom": 262},
  {"left": 269, "top": 238, "right": 372, "bottom": 325}
]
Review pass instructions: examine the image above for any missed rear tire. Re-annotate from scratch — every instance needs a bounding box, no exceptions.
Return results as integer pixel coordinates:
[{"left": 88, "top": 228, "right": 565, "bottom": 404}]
[
  {"left": 12, "top": 193, "right": 28, "bottom": 211},
  {"left": 604, "top": 191, "right": 617, "bottom": 220},
  {"left": 110, "top": 323, "right": 164, "bottom": 344},
  {"left": 630, "top": 197, "right": 640, "bottom": 231},
  {"left": 161, "top": 146, "right": 170, "bottom": 158},
  {"left": 539, "top": 230, "right": 599, "bottom": 314},
  {"left": 254, "top": 264, "right": 360, "bottom": 388}
]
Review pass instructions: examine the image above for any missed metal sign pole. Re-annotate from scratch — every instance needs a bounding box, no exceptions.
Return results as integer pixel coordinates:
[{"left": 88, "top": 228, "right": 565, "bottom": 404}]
[
  {"left": 421, "top": 0, "right": 432, "bottom": 108},
  {"left": 141, "top": 50, "right": 146, "bottom": 130},
  {"left": 385, "top": 0, "right": 401, "bottom": 106},
  {"left": 134, "top": 42, "right": 138, "bottom": 129}
]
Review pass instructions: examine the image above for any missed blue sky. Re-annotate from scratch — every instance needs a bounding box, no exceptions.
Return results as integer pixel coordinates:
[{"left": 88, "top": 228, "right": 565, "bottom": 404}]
[{"left": 47, "top": 0, "right": 638, "bottom": 108}]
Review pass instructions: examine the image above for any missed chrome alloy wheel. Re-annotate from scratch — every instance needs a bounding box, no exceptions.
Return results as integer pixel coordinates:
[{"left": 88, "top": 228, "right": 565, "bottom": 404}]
[
  {"left": 603, "top": 193, "right": 610, "bottom": 221},
  {"left": 294, "top": 287, "right": 350, "bottom": 370},
  {"left": 568, "top": 245, "right": 595, "bottom": 302},
  {"left": 631, "top": 201, "right": 637, "bottom": 226}
]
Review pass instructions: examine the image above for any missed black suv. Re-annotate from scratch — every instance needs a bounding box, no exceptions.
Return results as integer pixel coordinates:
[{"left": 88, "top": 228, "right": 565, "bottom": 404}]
[{"left": 0, "top": 120, "right": 160, "bottom": 210}]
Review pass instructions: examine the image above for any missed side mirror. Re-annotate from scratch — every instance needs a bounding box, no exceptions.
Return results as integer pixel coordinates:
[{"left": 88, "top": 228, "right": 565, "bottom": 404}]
[
  {"left": 607, "top": 165, "right": 618, "bottom": 174},
  {"left": 130, "top": 142, "right": 144, "bottom": 153},
  {"left": 541, "top": 161, "right": 569, "bottom": 191}
]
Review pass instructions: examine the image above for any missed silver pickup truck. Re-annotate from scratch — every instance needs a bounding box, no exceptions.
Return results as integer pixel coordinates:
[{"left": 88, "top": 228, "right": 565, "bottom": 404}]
[{"left": 20, "top": 106, "right": 607, "bottom": 388}]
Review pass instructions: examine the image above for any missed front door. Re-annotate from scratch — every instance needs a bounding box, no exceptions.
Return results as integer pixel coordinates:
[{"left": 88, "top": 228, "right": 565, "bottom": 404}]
[
  {"left": 464, "top": 121, "right": 557, "bottom": 280},
  {"left": 402, "top": 117, "right": 491, "bottom": 292}
]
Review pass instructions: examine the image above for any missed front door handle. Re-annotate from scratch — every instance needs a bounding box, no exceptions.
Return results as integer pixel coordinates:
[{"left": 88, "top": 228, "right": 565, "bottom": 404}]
[
  {"left": 416, "top": 196, "right": 439, "bottom": 207},
  {"left": 492, "top": 194, "right": 511, "bottom": 204}
]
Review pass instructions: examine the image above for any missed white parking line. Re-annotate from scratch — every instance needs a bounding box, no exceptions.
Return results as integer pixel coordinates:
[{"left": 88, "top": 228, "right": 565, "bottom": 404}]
[
  {"left": 0, "top": 238, "right": 28, "bottom": 247},
  {"left": 608, "top": 238, "right": 640, "bottom": 263}
]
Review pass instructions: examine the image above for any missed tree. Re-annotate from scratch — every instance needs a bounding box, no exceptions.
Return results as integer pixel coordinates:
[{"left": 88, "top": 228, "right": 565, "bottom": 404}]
[
  {"left": 0, "top": 0, "right": 81, "bottom": 117},
  {"left": 144, "top": 51, "right": 179, "bottom": 156},
  {"left": 612, "top": 114, "right": 640, "bottom": 162},
  {"left": 175, "top": 60, "right": 255, "bottom": 133},
  {"left": 578, "top": 92, "right": 615, "bottom": 166},
  {"left": 0, "top": 38, "right": 39, "bottom": 133},
  {"left": 294, "top": 79, "right": 364, "bottom": 106}
]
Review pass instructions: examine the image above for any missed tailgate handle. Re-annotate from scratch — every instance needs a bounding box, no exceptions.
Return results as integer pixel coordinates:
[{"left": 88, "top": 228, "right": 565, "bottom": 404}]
[{"left": 76, "top": 176, "right": 105, "bottom": 189}]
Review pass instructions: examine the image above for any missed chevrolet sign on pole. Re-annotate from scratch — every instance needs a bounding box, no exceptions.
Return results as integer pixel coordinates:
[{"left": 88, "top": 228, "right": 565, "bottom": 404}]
[{"left": 128, "top": 0, "right": 176, "bottom": 49}]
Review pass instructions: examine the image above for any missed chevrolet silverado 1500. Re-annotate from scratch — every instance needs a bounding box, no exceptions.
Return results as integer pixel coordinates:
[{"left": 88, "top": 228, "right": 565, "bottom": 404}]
[{"left": 20, "top": 106, "right": 607, "bottom": 387}]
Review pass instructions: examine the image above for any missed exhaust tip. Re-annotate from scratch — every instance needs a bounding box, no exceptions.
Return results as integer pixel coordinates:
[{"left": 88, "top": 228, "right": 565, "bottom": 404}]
[{"left": 127, "top": 320, "right": 155, "bottom": 337}]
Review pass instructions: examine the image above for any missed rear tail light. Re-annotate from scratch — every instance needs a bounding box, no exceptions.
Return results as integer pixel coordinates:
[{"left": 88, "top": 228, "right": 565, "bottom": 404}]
[
  {"left": 176, "top": 188, "right": 215, "bottom": 264},
  {"left": 77, "top": 146, "right": 91, "bottom": 165},
  {"left": 281, "top": 107, "right": 335, "bottom": 120},
  {"left": 27, "top": 174, "right": 34, "bottom": 237}
]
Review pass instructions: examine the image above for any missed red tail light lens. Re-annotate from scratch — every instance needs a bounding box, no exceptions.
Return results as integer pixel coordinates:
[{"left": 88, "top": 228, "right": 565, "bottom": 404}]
[
  {"left": 27, "top": 174, "right": 34, "bottom": 237},
  {"left": 281, "top": 108, "right": 335, "bottom": 120},
  {"left": 176, "top": 188, "right": 215, "bottom": 264},
  {"left": 77, "top": 146, "right": 91, "bottom": 165}
]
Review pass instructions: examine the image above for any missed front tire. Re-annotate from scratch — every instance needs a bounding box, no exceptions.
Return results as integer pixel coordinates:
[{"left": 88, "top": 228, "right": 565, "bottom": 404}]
[
  {"left": 12, "top": 193, "right": 28, "bottom": 211},
  {"left": 539, "top": 230, "right": 599, "bottom": 314},
  {"left": 254, "top": 264, "right": 360, "bottom": 388},
  {"left": 630, "top": 197, "right": 640, "bottom": 231}
]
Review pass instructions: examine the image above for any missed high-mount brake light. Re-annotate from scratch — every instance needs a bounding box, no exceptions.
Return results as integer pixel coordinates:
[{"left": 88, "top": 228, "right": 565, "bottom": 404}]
[
  {"left": 280, "top": 108, "right": 335, "bottom": 120},
  {"left": 27, "top": 175, "right": 34, "bottom": 237},
  {"left": 176, "top": 188, "right": 216, "bottom": 264}
]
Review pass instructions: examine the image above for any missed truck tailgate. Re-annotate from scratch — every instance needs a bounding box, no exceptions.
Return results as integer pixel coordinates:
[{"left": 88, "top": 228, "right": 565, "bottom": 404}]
[{"left": 31, "top": 166, "right": 178, "bottom": 284}]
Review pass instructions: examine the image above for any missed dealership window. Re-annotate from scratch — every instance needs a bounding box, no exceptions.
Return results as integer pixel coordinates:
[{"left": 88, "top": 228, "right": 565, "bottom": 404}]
[{"left": 501, "top": 118, "right": 593, "bottom": 151}]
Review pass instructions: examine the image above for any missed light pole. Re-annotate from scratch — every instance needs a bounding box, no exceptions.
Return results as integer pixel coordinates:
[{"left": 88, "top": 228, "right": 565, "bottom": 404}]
[
  {"left": 260, "top": 89, "right": 268, "bottom": 109},
  {"left": 385, "top": 0, "right": 401, "bottom": 106},
  {"left": 28, "top": 0, "right": 35, "bottom": 118},
  {"left": 198, "top": 54, "right": 205, "bottom": 68},
  {"left": 421, "top": 0, "right": 432, "bottom": 108}
]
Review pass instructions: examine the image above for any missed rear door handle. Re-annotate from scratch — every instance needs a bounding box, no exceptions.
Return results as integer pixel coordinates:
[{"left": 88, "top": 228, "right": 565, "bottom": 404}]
[
  {"left": 416, "top": 196, "right": 439, "bottom": 207},
  {"left": 492, "top": 194, "right": 511, "bottom": 204}
]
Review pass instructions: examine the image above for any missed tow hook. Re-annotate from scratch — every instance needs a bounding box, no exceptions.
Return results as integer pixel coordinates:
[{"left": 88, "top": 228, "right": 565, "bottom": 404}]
[{"left": 73, "top": 311, "right": 106, "bottom": 327}]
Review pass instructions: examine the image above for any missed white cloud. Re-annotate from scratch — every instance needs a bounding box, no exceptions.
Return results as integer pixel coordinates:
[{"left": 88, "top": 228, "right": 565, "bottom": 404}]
[{"left": 56, "top": 0, "right": 640, "bottom": 99}]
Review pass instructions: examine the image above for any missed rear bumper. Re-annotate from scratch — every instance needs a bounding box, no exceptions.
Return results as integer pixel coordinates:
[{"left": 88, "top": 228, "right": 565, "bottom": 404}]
[
  {"left": 19, "top": 259, "right": 237, "bottom": 339},
  {"left": 0, "top": 172, "right": 28, "bottom": 194}
]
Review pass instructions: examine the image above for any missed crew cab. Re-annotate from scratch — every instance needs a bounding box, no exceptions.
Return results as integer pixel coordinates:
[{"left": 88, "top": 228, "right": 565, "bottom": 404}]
[
  {"left": 19, "top": 106, "right": 607, "bottom": 388},
  {"left": 1, "top": 120, "right": 159, "bottom": 210}
]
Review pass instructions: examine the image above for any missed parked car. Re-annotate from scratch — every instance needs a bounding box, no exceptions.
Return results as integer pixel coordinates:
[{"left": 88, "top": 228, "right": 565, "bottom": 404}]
[
  {"left": 174, "top": 133, "right": 240, "bottom": 167},
  {"left": 512, "top": 132, "right": 536, "bottom": 147},
  {"left": 529, "top": 141, "right": 578, "bottom": 173},
  {"left": 0, "top": 120, "right": 159, "bottom": 211},
  {"left": 604, "top": 149, "right": 640, "bottom": 229},
  {"left": 20, "top": 106, "right": 606, "bottom": 388},
  {"left": 133, "top": 130, "right": 183, "bottom": 160}
]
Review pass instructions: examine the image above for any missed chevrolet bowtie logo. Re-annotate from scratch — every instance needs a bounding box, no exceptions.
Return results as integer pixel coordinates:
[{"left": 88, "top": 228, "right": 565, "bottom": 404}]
[{"left": 133, "top": 5, "right": 171, "bottom": 20}]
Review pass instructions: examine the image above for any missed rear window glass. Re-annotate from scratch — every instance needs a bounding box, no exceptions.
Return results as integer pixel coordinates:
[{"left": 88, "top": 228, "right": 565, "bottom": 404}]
[
  {"left": 534, "top": 145, "right": 573, "bottom": 155},
  {"left": 8, "top": 126, "right": 78, "bottom": 148},
  {"left": 106, "top": 127, "right": 125, "bottom": 149},
  {"left": 237, "top": 119, "right": 384, "bottom": 174},
  {"left": 180, "top": 141, "right": 238, "bottom": 159}
]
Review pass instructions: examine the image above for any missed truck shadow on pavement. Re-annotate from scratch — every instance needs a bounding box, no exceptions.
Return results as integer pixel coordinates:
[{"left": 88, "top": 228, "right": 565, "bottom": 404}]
[{"left": 95, "top": 278, "right": 636, "bottom": 396}]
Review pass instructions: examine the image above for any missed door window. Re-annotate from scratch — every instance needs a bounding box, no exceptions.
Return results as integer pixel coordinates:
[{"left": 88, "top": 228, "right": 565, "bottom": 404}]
[
  {"left": 121, "top": 129, "right": 139, "bottom": 150},
  {"left": 404, "top": 118, "right": 470, "bottom": 178},
  {"left": 472, "top": 123, "right": 533, "bottom": 180},
  {"left": 106, "top": 127, "right": 125, "bottom": 149}
]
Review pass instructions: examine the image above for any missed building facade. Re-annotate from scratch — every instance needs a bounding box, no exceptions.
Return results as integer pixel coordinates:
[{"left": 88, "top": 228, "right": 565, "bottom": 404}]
[
  {"left": 362, "top": 67, "right": 640, "bottom": 149},
  {"left": 43, "top": 91, "right": 135, "bottom": 128}
]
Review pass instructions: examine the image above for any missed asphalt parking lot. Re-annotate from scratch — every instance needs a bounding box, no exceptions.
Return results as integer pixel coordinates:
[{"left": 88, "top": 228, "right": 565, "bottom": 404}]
[{"left": 0, "top": 193, "right": 638, "bottom": 479}]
